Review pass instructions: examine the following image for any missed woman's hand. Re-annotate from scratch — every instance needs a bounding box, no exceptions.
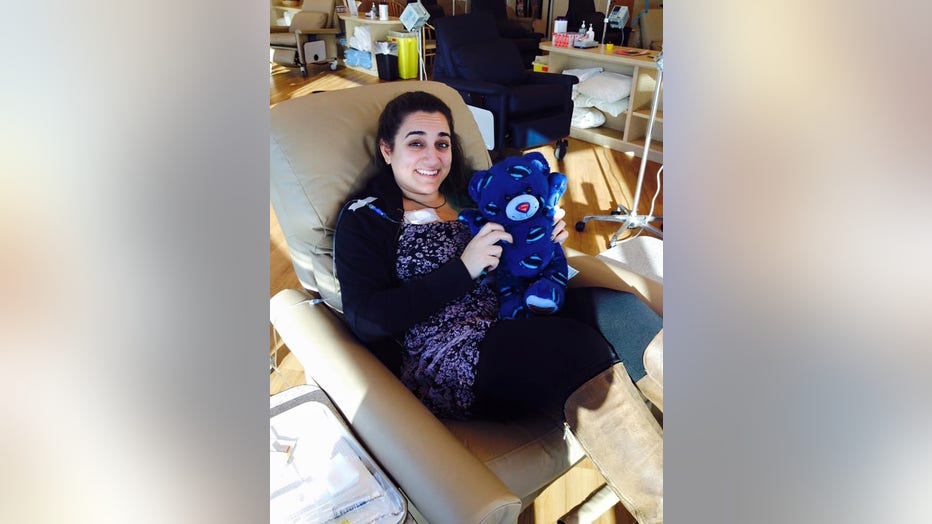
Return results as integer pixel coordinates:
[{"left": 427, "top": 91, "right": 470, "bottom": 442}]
[
  {"left": 552, "top": 207, "right": 569, "bottom": 245},
  {"left": 461, "top": 222, "right": 513, "bottom": 279}
]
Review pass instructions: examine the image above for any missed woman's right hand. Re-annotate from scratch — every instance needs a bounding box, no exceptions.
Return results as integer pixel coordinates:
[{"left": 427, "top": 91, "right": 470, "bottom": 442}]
[{"left": 461, "top": 222, "right": 513, "bottom": 279}]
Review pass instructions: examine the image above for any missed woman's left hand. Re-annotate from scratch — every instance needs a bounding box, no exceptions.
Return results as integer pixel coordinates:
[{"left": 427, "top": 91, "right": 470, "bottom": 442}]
[{"left": 552, "top": 207, "right": 568, "bottom": 245}]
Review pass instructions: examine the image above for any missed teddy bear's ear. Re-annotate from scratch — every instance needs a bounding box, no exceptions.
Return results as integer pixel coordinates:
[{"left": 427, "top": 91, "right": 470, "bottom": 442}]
[
  {"left": 469, "top": 170, "right": 493, "bottom": 201},
  {"left": 524, "top": 152, "right": 550, "bottom": 175},
  {"left": 545, "top": 172, "right": 569, "bottom": 209}
]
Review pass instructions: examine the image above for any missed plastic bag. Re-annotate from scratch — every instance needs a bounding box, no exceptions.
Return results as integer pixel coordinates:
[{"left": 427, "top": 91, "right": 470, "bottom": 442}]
[
  {"left": 348, "top": 25, "right": 372, "bottom": 52},
  {"left": 373, "top": 41, "right": 398, "bottom": 56}
]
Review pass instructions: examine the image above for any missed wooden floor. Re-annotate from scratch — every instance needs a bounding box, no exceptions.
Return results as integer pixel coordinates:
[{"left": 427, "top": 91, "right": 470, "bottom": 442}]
[{"left": 269, "top": 63, "right": 661, "bottom": 524}]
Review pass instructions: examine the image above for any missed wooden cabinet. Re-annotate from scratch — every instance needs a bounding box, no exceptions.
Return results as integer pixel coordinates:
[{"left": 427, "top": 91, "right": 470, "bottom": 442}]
[
  {"left": 539, "top": 42, "right": 662, "bottom": 162},
  {"left": 337, "top": 14, "right": 405, "bottom": 76}
]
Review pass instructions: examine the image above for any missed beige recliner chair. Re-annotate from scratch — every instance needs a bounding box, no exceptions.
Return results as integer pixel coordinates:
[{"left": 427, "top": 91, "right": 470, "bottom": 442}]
[
  {"left": 270, "top": 81, "right": 663, "bottom": 523},
  {"left": 270, "top": 0, "right": 340, "bottom": 77},
  {"left": 639, "top": 8, "right": 663, "bottom": 51},
  {"left": 629, "top": 0, "right": 663, "bottom": 50}
]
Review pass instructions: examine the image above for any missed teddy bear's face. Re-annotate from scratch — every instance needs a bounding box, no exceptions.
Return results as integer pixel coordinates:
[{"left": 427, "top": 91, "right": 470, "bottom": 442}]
[
  {"left": 469, "top": 155, "right": 551, "bottom": 225},
  {"left": 505, "top": 193, "right": 540, "bottom": 222}
]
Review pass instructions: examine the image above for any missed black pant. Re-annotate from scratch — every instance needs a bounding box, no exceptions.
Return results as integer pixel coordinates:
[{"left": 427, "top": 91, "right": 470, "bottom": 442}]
[{"left": 472, "top": 287, "right": 661, "bottom": 418}]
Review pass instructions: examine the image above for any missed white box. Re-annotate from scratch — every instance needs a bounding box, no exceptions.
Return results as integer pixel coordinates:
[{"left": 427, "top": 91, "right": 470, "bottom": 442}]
[
  {"left": 303, "top": 40, "right": 328, "bottom": 63},
  {"left": 400, "top": 1, "right": 429, "bottom": 31}
]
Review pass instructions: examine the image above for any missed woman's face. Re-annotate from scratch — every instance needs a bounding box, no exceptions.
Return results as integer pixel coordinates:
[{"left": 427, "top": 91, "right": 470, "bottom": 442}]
[{"left": 379, "top": 111, "right": 452, "bottom": 200}]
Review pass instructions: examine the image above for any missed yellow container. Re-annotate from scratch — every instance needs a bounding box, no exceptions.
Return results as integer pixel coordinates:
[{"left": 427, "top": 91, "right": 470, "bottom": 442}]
[
  {"left": 532, "top": 62, "right": 549, "bottom": 72},
  {"left": 390, "top": 31, "right": 419, "bottom": 80}
]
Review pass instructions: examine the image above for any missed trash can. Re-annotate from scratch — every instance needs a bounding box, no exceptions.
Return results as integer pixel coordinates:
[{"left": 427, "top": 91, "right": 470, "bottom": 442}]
[
  {"left": 376, "top": 54, "right": 399, "bottom": 81},
  {"left": 389, "top": 31, "right": 419, "bottom": 80},
  {"left": 374, "top": 40, "right": 399, "bottom": 81}
]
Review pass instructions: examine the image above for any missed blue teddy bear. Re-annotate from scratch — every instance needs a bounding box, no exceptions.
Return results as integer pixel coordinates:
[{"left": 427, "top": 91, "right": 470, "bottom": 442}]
[{"left": 458, "top": 152, "right": 569, "bottom": 319}]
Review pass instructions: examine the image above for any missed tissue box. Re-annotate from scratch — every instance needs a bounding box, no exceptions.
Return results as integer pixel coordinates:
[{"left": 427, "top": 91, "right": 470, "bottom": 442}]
[{"left": 551, "top": 32, "right": 581, "bottom": 48}]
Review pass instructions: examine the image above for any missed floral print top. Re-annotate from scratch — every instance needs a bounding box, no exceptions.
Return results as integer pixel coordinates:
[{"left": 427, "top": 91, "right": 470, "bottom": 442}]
[{"left": 395, "top": 219, "right": 499, "bottom": 419}]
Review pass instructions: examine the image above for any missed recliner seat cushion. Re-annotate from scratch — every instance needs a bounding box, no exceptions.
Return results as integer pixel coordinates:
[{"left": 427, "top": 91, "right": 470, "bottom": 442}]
[{"left": 450, "top": 40, "right": 525, "bottom": 85}]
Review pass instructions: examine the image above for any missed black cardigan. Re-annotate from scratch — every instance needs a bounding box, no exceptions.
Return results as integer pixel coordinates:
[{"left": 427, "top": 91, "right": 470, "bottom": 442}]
[{"left": 333, "top": 171, "right": 477, "bottom": 347}]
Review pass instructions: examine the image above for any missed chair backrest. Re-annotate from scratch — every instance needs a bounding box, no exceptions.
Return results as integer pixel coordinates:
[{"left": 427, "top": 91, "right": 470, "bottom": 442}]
[
  {"left": 288, "top": 10, "right": 330, "bottom": 32},
  {"left": 422, "top": 23, "right": 438, "bottom": 73},
  {"left": 564, "top": 0, "right": 598, "bottom": 22},
  {"left": 270, "top": 82, "right": 492, "bottom": 312},
  {"left": 433, "top": 13, "right": 525, "bottom": 84},
  {"left": 387, "top": 0, "right": 405, "bottom": 17},
  {"left": 300, "top": 0, "right": 336, "bottom": 27}
]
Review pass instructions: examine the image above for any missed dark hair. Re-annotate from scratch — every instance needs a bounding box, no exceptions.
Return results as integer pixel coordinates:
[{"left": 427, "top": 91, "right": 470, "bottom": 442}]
[{"left": 375, "top": 91, "right": 471, "bottom": 208}]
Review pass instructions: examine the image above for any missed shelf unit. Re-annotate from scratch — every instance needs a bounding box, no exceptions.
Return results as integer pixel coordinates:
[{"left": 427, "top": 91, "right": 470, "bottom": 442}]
[
  {"left": 337, "top": 14, "right": 405, "bottom": 77},
  {"left": 539, "top": 42, "right": 662, "bottom": 162}
]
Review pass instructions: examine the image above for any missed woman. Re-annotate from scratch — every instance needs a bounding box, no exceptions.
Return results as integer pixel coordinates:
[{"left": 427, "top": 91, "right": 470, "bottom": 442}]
[
  {"left": 335, "top": 89, "right": 661, "bottom": 416},
  {"left": 334, "top": 90, "right": 663, "bottom": 523}
]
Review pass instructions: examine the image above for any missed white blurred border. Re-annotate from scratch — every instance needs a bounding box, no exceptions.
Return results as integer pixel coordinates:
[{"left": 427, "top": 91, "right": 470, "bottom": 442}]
[
  {"left": 668, "top": 1, "right": 932, "bottom": 523},
  {"left": 4, "top": 0, "right": 932, "bottom": 522},
  {"left": 1, "top": 1, "right": 269, "bottom": 522}
]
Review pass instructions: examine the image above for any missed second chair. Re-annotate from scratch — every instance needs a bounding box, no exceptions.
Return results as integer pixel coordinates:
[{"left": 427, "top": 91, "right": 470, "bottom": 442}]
[
  {"left": 562, "top": 0, "right": 625, "bottom": 45},
  {"left": 433, "top": 12, "right": 578, "bottom": 160}
]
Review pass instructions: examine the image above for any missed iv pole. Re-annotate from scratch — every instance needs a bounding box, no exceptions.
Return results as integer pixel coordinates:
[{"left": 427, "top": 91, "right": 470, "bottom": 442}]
[
  {"left": 576, "top": 51, "right": 664, "bottom": 245},
  {"left": 601, "top": 0, "right": 611, "bottom": 46}
]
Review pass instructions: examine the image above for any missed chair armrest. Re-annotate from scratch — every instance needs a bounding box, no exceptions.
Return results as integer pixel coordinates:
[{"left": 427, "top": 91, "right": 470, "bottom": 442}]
[
  {"left": 564, "top": 248, "right": 663, "bottom": 316},
  {"left": 434, "top": 76, "right": 510, "bottom": 97},
  {"left": 270, "top": 289, "right": 523, "bottom": 524},
  {"left": 294, "top": 27, "right": 341, "bottom": 36},
  {"left": 526, "top": 71, "right": 578, "bottom": 87},
  {"left": 271, "top": 25, "right": 290, "bottom": 33}
]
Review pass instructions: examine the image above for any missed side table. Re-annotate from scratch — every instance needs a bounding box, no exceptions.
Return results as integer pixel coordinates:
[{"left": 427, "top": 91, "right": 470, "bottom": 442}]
[{"left": 270, "top": 384, "right": 418, "bottom": 523}]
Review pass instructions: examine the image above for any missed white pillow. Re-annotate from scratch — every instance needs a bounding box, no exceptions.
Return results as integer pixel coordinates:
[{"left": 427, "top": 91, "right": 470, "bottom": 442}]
[
  {"left": 574, "top": 93, "right": 629, "bottom": 117},
  {"left": 563, "top": 67, "right": 603, "bottom": 95},
  {"left": 593, "top": 96, "right": 629, "bottom": 118},
  {"left": 562, "top": 67, "right": 603, "bottom": 83},
  {"left": 577, "top": 72, "right": 633, "bottom": 103},
  {"left": 571, "top": 107, "right": 606, "bottom": 129},
  {"left": 572, "top": 92, "right": 595, "bottom": 108}
]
